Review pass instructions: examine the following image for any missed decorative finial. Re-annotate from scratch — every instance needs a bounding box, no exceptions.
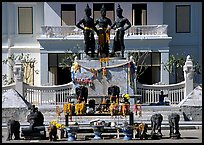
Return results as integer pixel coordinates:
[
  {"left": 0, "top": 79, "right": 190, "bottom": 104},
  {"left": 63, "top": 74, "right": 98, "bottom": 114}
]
[
  {"left": 116, "top": 4, "right": 123, "bottom": 12},
  {"left": 85, "top": 4, "right": 91, "bottom": 12},
  {"left": 100, "top": 4, "right": 106, "bottom": 12}
]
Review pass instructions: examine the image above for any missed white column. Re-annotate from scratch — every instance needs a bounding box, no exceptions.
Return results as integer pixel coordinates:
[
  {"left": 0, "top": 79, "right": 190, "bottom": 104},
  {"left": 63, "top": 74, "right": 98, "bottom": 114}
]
[
  {"left": 14, "top": 60, "right": 24, "bottom": 97},
  {"left": 40, "top": 51, "right": 49, "bottom": 85},
  {"left": 160, "top": 50, "right": 169, "bottom": 84},
  {"left": 183, "top": 55, "right": 194, "bottom": 98},
  {"left": 7, "top": 37, "right": 14, "bottom": 83}
]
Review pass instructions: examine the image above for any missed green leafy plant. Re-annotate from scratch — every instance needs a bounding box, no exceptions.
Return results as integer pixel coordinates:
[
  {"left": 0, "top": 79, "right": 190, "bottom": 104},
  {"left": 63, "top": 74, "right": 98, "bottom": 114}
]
[
  {"left": 163, "top": 55, "right": 201, "bottom": 83},
  {"left": 60, "top": 45, "right": 81, "bottom": 69}
]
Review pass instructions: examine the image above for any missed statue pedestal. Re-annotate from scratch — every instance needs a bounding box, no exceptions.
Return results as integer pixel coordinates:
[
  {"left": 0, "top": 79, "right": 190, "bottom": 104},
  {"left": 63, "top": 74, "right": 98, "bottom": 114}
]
[
  {"left": 72, "top": 58, "right": 136, "bottom": 97},
  {"left": 21, "top": 126, "right": 46, "bottom": 140},
  {"left": 170, "top": 132, "right": 181, "bottom": 139}
]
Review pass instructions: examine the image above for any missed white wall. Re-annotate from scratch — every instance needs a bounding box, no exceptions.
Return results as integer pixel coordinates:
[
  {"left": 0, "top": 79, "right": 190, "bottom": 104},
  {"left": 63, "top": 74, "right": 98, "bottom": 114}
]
[
  {"left": 147, "top": 2, "right": 163, "bottom": 25},
  {"left": 163, "top": 2, "right": 202, "bottom": 84},
  {"left": 2, "top": 2, "right": 8, "bottom": 35},
  {"left": 44, "top": 2, "right": 164, "bottom": 26},
  {"left": 44, "top": 2, "right": 61, "bottom": 26},
  {"left": 2, "top": 2, "right": 43, "bottom": 86}
]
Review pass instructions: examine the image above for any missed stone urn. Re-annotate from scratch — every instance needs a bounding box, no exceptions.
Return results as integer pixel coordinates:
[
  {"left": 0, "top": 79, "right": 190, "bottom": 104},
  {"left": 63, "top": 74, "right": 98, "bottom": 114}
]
[
  {"left": 122, "top": 121, "right": 133, "bottom": 140},
  {"left": 66, "top": 125, "right": 79, "bottom": 141},
  {"left": 92, "top": 125, "right": 104, "bottom": 140}
]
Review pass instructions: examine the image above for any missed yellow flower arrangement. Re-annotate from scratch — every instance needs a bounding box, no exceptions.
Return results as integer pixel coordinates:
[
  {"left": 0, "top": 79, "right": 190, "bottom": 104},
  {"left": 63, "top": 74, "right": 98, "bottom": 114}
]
[
  {"left": 50, "top": 120, "right": 57, "bottom": 126},
  {"left": 50, "top": 120, "right": 65, "bottom": 129}
]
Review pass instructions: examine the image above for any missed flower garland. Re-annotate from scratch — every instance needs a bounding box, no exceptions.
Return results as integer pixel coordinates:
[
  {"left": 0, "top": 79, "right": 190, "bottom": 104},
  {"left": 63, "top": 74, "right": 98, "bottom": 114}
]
[
  {"left": 73, "top": 60, "right": 136, "bottom": 86},
  {"left": 73, "top": 78, "right": 93, "bottom": 86}
]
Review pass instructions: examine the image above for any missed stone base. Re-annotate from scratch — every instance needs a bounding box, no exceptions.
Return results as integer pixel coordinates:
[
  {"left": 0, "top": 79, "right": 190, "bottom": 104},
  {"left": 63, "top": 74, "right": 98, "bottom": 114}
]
[
  {"left": 21, "top": 126, "right": 46, "bottom": 140},
  {"left": 150, "top": 133, "right": 162, "bottom": 140},
  {"left": 170, "top": 133, "right": 181, "bottom": 139},
  {"left": 2, "top": 108, "right": 29, "bottom": 123},
  {"left": 74, "top": 58, "right": 135, "bottom": 96},
  {"left": 180, "top": 106, "right": 202, "bottom": 121}
]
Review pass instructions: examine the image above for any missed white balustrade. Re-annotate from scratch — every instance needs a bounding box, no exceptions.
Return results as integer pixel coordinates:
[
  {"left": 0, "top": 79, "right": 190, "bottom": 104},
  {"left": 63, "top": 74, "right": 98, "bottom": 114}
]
[
  {"left": 2, "top": 83, "right": 15, "bottom": 94},
  {"left": 23, "top": 82, "right": 74, "bottom": 106},
  {"left": 40, "top": 25, "right": 168, "bottom": 38},
  {"left": 137, "top": 81, "right": 185, "bottom": 105},
  {"left": 2, "top": 81, "right": 185, "bottom": 106}
]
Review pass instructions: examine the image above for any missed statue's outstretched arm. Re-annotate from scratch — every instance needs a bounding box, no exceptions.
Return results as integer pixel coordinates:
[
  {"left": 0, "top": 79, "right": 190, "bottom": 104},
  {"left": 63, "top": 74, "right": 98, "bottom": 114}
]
[
  {"left": 124, "top": 19, "right": 131, "bottom": 31},
  {"left": 76, "top": 19, "right": 84, "bottom": 30},
  {"left": 111, "top": 22, "right": 116, "bottom": 30}
]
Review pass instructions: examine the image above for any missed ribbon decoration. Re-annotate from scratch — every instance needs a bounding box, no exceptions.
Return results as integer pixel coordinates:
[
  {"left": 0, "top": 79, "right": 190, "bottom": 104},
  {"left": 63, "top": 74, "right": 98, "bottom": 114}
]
[
  {"left": 90, "top": 68, "right": 98, "bottom": 77},
  {"left": 127, "top": 62, "right": 131, "bottom": 86},
  {"left": 100, "top": 57, "right": 109, "bottom": 68},
  {"left": 134, "top": 103, "right": 142, "bottom": 117},
  {"left": 73, "top": 62, "right": 80, "bottom": 72},
  {"left": 102, "top": 67, "right": 108, "bottom": 76}
]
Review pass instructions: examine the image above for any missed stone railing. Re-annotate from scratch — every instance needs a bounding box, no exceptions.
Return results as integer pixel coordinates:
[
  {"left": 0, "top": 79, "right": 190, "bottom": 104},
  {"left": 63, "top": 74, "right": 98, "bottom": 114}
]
[
  {"left": 137, "top": 81, "right": 185, "bottom": 105},
  {"left": 40, "top": 25, "right": 168, "bottom": 38},
  {"left": 23, "top": 82, "right": 74, "bottom": 106},
  {"left": 2, "top": 83, "right": 16, "bottom": 94}
]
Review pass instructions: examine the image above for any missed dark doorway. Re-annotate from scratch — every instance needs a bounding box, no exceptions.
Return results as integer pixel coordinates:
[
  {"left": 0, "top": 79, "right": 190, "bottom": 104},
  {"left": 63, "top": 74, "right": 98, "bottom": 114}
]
[
  {"left": 132, "top": 4, "right": 147, "bottom": 25},
  {"left": 57, "top": 67, "right": 71, "bottom": 85},
  {"left": 138, "top": 67, "right": 152, "bottom": 84}
]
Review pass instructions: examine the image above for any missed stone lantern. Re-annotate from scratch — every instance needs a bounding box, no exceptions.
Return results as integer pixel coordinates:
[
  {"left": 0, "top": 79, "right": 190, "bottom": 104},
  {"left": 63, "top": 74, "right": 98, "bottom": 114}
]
[{"left": 183, "top": 55, "right": 194, "bottom": 98}]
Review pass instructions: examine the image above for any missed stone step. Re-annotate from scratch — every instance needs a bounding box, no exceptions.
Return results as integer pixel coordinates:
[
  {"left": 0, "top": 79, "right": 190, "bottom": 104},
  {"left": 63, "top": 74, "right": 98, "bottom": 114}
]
[
  {"left": 2, "top": 105, "right": 185, "bottom": 124},
  {"left": 42, "top": 113, "right": 185, "bottom": 126}
]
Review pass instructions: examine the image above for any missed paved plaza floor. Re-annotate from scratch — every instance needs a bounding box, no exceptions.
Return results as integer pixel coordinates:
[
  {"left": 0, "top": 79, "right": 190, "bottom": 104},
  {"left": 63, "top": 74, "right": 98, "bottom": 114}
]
[{"left": 2, "top": 127, "right": 202, "bottom": 143}]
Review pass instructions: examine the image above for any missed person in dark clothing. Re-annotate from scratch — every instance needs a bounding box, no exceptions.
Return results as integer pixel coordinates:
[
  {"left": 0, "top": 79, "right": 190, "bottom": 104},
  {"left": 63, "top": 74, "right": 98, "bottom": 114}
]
[
  {"left": 111, "top": 4, "right": 131, "bottom": 57},
  {"left": 76, "top": 4, "right": 98, "bottom": 58},
  {"left": 95, "top": 4, "right": 112, "bottom": 58}
]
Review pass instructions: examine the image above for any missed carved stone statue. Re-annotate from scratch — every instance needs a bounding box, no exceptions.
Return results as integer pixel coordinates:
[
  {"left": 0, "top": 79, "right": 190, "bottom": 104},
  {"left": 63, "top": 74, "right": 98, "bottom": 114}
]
[
  {"left": 108, "top": 85, "right": 120, "bottom": 103},
  {"left": 47, "top": 124, "right": 57, "bottom": 141},
  {"left": 6, "top": 120, "right": 20, "bottom": 141},
  {"left": 95, "top": 4, "right": 112, "bottom": 58},
  {"left": 150, "top": 113, "right": 163, "bottom": 139},
  {"left": 168, "top": 113, "right": 181, "bottom": 139},
  {"left": 27, "top": 105, "right": 44, "bottom": 129},
  {"left": 75, "top": 85, "right": 88, "bottom": 103},
  {"left": 76, "top": 4, "right": 98, "bottom": 58},
  {"left": 21, "top": 105, "right": 46, "bottom": 139},
  {"left": 134, "top": 122, "right": 148, "bottom": 140},
  {"left": 111, "top": 4, "right": 131, "bottom": 57}
]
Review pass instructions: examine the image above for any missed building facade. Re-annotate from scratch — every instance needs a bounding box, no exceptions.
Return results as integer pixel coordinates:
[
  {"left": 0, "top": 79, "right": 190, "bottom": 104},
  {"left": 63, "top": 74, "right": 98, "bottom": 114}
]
[{"left": 2, "top": 2, "right": 202, "bottom": 86}]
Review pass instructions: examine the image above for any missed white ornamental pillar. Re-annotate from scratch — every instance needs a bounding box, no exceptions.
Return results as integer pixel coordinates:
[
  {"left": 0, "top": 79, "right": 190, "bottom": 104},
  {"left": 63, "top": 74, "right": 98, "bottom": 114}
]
[
  {"left": 183, "top": 55, "right": 194, "bottom": 98},
  {"left": 14, "top": 60, "right": 24, "bottom": 97}
]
